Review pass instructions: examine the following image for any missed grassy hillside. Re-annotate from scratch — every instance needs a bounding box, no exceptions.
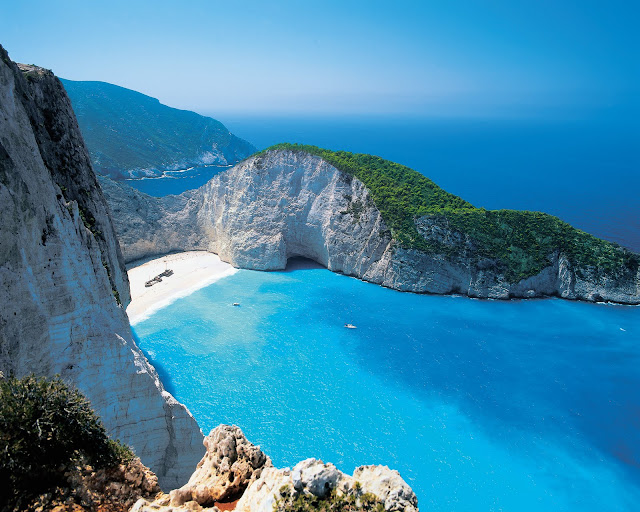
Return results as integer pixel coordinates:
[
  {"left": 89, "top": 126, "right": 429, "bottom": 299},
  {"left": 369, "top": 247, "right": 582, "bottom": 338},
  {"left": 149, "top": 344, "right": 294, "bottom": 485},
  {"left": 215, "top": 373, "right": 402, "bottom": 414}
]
[
  {"left": 62, "top": 79, "right": 255, "bottom": 179},
  {"left": 264, "top": 143, "right": 639, "bottom": 282}
]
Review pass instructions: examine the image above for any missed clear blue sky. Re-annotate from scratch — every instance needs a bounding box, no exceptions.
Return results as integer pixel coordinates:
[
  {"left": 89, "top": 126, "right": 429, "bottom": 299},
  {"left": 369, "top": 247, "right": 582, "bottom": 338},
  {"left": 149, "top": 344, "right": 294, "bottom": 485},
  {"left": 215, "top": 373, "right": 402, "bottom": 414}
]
[{"left": 1, "top": 0, "right": 637, "bottom": 117}]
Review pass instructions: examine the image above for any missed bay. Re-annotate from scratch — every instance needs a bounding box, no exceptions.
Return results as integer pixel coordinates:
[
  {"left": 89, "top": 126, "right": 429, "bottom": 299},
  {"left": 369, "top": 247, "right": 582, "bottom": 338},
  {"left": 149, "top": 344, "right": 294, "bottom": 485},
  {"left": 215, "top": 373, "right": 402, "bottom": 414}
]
[{"left": 133, "top": 261, "right": 640, "bottom": 511}]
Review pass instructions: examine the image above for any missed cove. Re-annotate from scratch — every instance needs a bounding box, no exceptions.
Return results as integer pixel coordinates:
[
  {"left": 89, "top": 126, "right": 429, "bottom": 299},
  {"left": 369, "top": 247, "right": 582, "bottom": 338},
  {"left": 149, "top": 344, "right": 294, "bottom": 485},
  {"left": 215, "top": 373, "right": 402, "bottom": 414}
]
[{"left": 133, "top": 260, "right": 640, "bottom": 511}]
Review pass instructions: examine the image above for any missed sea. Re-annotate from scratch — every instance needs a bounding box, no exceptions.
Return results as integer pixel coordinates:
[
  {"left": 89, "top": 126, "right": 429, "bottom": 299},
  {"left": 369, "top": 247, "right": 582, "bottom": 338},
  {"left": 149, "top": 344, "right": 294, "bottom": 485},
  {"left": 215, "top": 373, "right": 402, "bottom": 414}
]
[
  {"left": 130, "top": 115, "right": 640, "bottom": 510},
  {"left": 125, "top": 164, "right": 232, "bottom": 197}
]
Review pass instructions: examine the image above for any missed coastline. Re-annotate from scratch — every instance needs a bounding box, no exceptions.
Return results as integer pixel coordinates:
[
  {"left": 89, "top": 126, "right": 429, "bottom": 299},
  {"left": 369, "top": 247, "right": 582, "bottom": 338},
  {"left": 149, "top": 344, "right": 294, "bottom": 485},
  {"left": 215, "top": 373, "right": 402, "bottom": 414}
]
[{"left": 126, "top": 251, "right": 238, "bottom": 325}]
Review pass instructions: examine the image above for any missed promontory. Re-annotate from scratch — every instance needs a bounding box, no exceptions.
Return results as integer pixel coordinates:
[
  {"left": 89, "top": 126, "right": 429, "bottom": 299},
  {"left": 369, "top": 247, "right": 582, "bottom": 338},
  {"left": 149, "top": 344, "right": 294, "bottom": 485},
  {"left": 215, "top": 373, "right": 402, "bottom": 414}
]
[{"left": 100, "top": 143, "right": 640, "bottom": 304}]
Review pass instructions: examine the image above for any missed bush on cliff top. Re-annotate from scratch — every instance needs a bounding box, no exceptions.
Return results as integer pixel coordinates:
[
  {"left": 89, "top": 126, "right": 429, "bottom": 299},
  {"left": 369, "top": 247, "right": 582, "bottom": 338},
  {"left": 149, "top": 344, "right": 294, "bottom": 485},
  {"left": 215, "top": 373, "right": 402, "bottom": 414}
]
[
  {"left": 261, "top": 143, "right": 639, "bottom": 283},
  {"left": 0, "top": 374, "right": 134, "bottom": 510},
  {"left": 274, "top": 484, "right": 385, "bottom": 512}
]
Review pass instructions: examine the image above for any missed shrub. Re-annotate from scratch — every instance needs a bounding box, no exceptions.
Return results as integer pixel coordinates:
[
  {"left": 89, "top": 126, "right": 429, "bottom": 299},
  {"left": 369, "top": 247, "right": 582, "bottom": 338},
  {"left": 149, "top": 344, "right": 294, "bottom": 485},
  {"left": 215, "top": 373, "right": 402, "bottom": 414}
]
[
  {"left": 0, "top": 374, "right": 134, "bottom": 510},
  {"left": 274, "top": 484, "right": 385, "bottom": 512}
]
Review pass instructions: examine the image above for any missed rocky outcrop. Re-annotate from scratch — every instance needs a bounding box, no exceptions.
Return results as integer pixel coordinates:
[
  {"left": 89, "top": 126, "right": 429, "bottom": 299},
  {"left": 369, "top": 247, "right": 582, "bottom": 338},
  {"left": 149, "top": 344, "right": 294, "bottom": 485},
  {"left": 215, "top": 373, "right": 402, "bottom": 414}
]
[
  {"left": 132, "top": 425, "right": 418, "bottom": 512},
  {"left": 169, "top": 425, "right": 271, "bottom": 507},
  {"left": 25, "top": 457, "right": 160, "bottom": 512},
  {"left": 0, "top": 46, "right": 203, "bottom": 489},
  {"left": 235, "top": 460, "right": 418, "bottom": 512},
  {"left": 103, "top": 150, "right": 640, "bottom": 304}
]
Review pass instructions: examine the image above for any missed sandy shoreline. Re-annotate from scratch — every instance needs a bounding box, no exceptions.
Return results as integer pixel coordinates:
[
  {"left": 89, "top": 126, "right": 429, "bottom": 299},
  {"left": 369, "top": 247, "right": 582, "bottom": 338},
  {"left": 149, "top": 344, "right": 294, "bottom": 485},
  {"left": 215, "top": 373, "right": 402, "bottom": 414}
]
[{"left": 126, "top": 251, "right": 238, "bottom": 325}]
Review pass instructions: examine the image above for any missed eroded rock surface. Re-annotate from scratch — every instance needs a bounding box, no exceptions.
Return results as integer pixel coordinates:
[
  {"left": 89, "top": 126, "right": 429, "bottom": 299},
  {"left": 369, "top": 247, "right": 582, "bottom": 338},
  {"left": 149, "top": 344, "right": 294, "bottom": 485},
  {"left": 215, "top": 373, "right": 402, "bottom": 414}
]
[
  {"left": 169, "top": 425, "right": 271, "bottom": 507},
  {"left": 132, "top": 425, "right": 271, "bottom": 511},
  {"left": 0, "top": 46, "right": 203, "bottom": 489},
  {"left": 235, "top": 459, "right": 418, "bottom": 512},
  {"left": 132, "top": 426, "right": 418, "bottom": 512}
]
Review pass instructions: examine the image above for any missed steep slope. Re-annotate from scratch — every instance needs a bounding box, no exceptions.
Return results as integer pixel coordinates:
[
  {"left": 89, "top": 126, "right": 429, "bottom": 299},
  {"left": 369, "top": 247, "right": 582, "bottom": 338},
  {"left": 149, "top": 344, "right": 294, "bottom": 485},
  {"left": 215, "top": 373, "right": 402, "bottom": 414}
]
[
  {"left": 61, "top": 79, "right": 256, "bottom": 179},
  {"left": 0, "top": 46, "right": 203, "bottom": 489},
  {"left": 102, "top": 148, "right": 640, "bottom": 304}
]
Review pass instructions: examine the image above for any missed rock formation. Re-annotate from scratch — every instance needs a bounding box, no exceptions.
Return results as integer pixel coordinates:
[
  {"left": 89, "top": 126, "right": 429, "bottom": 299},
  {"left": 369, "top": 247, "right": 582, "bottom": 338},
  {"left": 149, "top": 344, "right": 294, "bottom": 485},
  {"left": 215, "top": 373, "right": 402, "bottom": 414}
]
[
  {"left": 102, "top": 150, "right": 640, "bottom": 304},
  {"left": 132, "top": 425, "right": 419, "bottom": 512},
  {"left": 0, "top": 46, "right": 204, "bottom": 489},
  {"left": 25, "top": 457, "right": 160, "bottom": 511}
]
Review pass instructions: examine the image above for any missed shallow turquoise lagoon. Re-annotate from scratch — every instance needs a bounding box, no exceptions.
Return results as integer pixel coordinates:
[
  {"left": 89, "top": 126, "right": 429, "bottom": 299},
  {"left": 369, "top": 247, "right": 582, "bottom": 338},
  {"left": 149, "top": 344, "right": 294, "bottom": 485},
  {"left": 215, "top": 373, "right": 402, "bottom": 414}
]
[{"left": 133, "top": 262, "right": 640, "bottom": 511}]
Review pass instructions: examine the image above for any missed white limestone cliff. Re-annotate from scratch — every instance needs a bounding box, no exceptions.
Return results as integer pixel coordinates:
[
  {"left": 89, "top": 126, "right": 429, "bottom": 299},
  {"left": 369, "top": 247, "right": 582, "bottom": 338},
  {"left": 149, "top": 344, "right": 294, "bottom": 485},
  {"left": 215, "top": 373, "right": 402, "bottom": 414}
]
[
  {"left": 103, "top": 150, "right": 640, "bottom": 304},
  {"left": 132, "top": 425, "right": 419, "bottom": 512},
  {"left": 0, "top": 46, "right": 204, "bottom": 489}
]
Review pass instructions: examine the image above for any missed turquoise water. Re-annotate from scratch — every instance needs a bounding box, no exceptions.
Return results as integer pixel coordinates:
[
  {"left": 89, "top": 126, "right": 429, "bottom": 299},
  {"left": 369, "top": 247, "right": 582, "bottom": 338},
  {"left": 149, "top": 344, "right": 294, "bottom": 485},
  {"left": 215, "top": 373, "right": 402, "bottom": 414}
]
[{"left": 133, "top": 261, "right": 640, "bottom": 511}]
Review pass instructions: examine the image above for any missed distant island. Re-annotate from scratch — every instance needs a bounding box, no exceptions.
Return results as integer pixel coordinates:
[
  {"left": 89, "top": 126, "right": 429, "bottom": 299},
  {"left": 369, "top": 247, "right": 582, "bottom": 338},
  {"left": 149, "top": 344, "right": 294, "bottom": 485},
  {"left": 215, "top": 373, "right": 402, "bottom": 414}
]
[{"left": 61, "top": 79, "right": 256, "bottom": 180}]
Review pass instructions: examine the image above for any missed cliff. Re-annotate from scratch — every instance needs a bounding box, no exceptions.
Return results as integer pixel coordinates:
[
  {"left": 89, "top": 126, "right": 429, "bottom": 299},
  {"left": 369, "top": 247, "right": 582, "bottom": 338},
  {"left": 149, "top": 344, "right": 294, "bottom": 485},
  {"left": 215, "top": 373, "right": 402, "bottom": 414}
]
[
  {"left": 0, "top": 46, "right": 204, "bottom": 489},
  {"left": 132, "top": 425, "right": 419, "bottom": 512},
  {"left": 61, "top": 79, "right": 256, "bottom": 180},
  {"left": 103, "top": 148, "right": 640, "bottom": 304}
]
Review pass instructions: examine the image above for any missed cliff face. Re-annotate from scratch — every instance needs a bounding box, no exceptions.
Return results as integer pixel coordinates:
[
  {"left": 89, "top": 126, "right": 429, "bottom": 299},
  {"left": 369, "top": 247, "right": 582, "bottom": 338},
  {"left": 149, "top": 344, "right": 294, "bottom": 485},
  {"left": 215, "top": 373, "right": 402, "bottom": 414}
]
[
  {"left": 105, "top": 150, "right": 640, "bottom": 304},
  {"left": 0, "top": 46, "right": 203, "bottom": 489},
  {"left": 97, "top": 176, "right": 207, "bottom": 261}
]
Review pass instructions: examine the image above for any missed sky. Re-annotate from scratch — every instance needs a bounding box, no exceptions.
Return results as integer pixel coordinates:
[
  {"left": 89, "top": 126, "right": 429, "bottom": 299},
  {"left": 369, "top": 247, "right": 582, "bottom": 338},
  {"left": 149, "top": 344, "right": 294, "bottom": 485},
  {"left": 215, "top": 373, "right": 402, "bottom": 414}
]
[{"left": 1, "top": 0, "right": 638, "bottom": 117}]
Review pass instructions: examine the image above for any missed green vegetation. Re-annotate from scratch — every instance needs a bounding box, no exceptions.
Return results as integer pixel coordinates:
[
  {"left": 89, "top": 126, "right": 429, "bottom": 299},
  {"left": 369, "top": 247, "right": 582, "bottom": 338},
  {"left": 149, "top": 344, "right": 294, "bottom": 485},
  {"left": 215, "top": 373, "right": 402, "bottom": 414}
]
[
  {"left": 102, "top": 259, "right": 122, "bottom": 306},
  {"left": 263, "top": 143, "right": 639, "bottom": 282},
  {"left": 78, "top": 203, "right": 99, "bottom": 235},
  {"left": 274, "top": 484, "right": 385, "bottom": 512},
  {"left": 61, "top": 79, "right": 255, "bottom": 179},
  {"left": 0, "top": 375, "right": 134, "bottom": 510}
]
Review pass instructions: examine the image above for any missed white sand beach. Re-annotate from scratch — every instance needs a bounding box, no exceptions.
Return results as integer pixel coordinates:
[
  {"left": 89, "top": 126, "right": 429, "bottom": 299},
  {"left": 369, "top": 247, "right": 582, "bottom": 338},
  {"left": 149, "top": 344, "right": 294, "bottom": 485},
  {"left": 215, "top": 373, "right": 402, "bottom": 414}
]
[{"left": 126, "top": 251, "right": 238, "bottom": 325}]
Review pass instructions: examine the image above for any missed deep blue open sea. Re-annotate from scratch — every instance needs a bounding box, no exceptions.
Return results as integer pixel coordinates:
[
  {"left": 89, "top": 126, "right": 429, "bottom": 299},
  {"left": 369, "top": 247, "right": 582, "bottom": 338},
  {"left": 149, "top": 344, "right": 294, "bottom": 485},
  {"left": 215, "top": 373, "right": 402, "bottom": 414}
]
[{"left": 130, "top": 115, "right": 640, "bottom": 510}]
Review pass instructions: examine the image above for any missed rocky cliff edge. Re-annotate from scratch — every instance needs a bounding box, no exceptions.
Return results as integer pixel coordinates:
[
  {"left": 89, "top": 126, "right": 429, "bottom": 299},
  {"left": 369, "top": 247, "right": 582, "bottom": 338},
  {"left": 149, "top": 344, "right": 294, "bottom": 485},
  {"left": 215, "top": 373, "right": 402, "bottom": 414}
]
[
  {"left": 132, "top": 425, "right": 419, "bottom": 512},
  {"left": 0, "top": 46, "right": 204, "bottom": 489}
]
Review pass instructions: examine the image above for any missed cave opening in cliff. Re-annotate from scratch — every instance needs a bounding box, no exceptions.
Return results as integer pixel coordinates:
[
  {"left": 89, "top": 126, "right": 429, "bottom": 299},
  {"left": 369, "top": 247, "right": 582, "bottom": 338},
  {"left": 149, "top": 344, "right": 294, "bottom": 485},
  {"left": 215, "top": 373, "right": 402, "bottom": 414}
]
[{"left": 284, "top": 256, "right": 325, "bottom": 272}]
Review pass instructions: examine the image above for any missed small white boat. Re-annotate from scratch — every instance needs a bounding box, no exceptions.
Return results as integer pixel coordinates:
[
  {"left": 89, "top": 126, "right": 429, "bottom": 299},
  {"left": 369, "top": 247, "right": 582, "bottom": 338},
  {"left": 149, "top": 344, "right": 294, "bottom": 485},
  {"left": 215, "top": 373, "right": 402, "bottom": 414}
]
[
  {"left": 344, "top": 323, "right": 357, "bottom": 329},
  {"left": 233, "top": 303, "right": 240, "bottom": 307}
]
